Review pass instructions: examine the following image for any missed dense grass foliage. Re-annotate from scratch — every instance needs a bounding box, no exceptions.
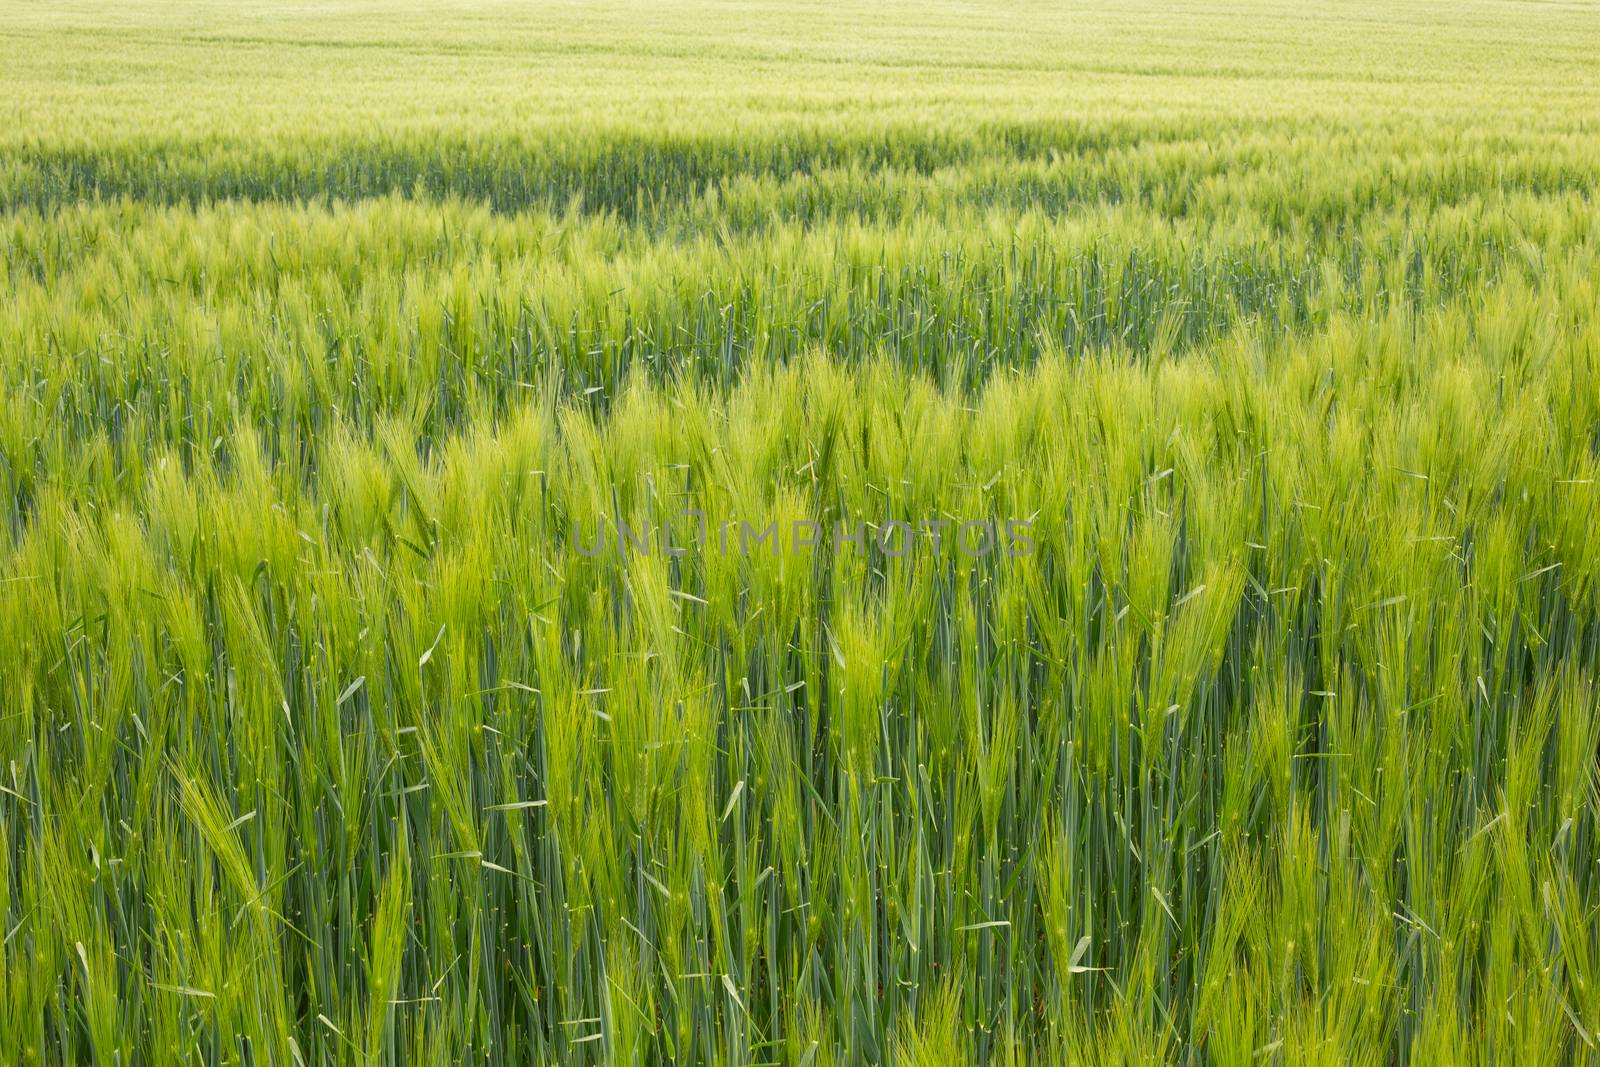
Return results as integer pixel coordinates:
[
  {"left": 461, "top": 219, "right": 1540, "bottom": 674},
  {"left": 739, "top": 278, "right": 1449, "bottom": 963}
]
[{"left": 3, "top": 1, "right": 1600, "bottom": 1063}]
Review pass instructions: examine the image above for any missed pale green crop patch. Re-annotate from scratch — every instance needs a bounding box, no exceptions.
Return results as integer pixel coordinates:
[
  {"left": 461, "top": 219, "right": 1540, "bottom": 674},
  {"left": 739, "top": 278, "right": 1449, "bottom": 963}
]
[{"left": 2, "top": 0, "right": 1600, "bottom": 1063}]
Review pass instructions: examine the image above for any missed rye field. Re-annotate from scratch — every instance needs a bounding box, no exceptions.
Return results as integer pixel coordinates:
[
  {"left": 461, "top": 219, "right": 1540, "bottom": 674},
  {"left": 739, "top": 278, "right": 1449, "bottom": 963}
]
[{"left": 3, "top": 0, "right": 1600, "bottom": 1062}]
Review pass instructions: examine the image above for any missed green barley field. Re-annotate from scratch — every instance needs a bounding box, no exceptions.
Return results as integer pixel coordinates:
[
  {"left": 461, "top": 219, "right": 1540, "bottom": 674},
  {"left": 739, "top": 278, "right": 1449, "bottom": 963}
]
[{"left": 4, "top": 0, "right": 1600, "bottom": 1062}]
